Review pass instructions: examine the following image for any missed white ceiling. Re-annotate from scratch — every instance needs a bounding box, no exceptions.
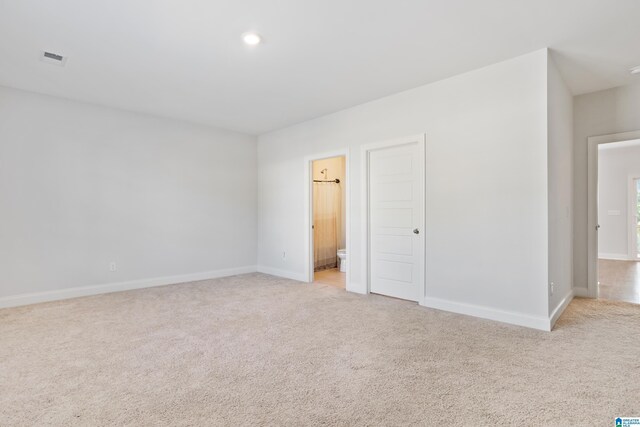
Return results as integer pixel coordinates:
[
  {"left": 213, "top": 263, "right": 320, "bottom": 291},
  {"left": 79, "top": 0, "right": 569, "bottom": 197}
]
[{"left": 1, "top": 0, "right": 639, "bottom": 135}]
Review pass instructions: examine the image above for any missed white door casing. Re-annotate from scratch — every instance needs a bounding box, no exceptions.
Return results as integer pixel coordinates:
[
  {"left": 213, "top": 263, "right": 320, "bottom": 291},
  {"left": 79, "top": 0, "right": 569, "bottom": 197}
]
[
  {"left": 367, "top": 136, "right": 425, "bottom": 302},
  {"left": 586, "top": 130, "right": 640, "bottom": 298}
]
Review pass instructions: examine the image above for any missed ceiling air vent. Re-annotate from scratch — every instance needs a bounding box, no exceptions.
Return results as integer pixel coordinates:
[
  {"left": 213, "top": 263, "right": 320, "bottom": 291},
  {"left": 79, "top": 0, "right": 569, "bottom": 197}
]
[{"left": 40, "top": 51, "right": 67, "bottom": 66}]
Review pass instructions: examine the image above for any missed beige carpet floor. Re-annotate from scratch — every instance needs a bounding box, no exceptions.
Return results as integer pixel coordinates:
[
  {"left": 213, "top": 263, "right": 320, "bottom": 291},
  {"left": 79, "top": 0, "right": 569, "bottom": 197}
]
[{"left": 1, "top": 273, "right": 639, "bottom": 426}]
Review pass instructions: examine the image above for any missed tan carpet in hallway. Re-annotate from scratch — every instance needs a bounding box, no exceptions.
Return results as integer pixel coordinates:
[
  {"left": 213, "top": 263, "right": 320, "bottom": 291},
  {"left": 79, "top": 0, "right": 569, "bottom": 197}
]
[{"left": 1, "top": 273, "right": 639, "bottom": 426}]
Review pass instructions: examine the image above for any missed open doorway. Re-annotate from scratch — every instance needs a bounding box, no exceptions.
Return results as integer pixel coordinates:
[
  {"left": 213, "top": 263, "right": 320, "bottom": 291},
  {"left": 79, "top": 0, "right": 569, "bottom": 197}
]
[
  {"left": 594, "top": 137, "right": 640, "bottom": 304},
  {"left": 309, "top": 155, "right": 347, "bottom": 289}
]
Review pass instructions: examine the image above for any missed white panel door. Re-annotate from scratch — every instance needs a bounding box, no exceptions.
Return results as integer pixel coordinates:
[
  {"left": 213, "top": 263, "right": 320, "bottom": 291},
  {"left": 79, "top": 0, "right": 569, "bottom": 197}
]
[{"left": 369, "top": 140, "right": 424, "bottom": 301}]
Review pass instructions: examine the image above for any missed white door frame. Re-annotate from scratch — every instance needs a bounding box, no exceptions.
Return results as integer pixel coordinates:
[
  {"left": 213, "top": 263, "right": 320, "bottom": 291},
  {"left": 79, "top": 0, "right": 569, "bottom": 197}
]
[
  {"left": 304, "top": 149, "right": 351, "bottom": 288},
  {"left": 627, "top": 174, "right": 640, "bottom": 261},
  {"left": 587, "top": 130, "right": 640, "bottom": 298},
  {"left": 360, "top": 134, "right": 426, "bottom": 305}
]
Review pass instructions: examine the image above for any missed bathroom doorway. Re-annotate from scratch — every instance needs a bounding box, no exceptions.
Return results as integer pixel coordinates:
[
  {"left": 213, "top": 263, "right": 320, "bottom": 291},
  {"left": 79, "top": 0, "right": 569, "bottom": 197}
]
[{"left": 306, "top": 153, "right": 348, "bottom": 289}]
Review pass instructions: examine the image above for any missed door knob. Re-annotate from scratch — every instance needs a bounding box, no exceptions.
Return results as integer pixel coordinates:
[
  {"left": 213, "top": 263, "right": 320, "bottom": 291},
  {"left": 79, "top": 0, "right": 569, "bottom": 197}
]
[{"left": 413, "top": 228, "right": 420, "bottom": 234}]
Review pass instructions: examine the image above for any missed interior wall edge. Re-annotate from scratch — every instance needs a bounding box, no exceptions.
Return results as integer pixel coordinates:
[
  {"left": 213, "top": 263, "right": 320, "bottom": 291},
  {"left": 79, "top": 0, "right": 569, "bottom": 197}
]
[{"left": 549, "top": 289, "right": 574, "bottom": 330}]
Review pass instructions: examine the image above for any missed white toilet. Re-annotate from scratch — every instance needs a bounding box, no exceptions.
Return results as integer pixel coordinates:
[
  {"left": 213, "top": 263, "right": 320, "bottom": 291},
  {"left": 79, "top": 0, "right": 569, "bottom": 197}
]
[{"left": 337, "top": 249, "right": 347, "bottom": 273}]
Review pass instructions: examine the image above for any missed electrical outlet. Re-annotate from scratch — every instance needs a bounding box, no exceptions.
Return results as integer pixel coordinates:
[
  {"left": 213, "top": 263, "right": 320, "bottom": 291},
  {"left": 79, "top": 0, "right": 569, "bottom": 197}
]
[
  {"left": 282, "top": 251, "right": 287, "bottom": 260},
  {"left": 550, "top": 282, "right": 555, "bottom": 295},
  {"left": 109, "top": 262, "right": 117, "bottom": 272}
]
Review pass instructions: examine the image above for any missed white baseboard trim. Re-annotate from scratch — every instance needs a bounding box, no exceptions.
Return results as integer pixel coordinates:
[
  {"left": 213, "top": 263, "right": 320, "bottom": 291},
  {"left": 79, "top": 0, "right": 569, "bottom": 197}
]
[
  {"left": 598, "top": 253, "right": 631, "bottom": 261},
  {"left": 256, "top": 266, "right": 307, "bottom": 282},
  {"left": 422, "top": 296, "right": 550, "bottom": 331},
  {"left": 549, "top": 290, "right": 574, "bottom": 330},
  {"left": 345, "top": 281, "right": 366, "bottom": 295},
  {"left": 0, "top": 265, "right": 258, "bottom": 309},
  {"left": 573, "top": 287, "right": 591, "bottom": 298}
]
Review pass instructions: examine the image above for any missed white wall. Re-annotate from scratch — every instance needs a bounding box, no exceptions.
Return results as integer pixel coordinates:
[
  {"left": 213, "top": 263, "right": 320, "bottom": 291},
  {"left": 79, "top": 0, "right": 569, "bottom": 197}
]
[
  {"left": 573, "top": 83, "right": 640, "bottom": 291},
  {"left": 547, "top": 54, "right": 574, "bottom": 317},
  {"left": 312, "top": 156, "right": 346, "bottom": 249},
  {"left": 597, "top": 143, "right": 640, "bottom": 259},
  {"left": 258, "top": 49, "right": 551, "bottom": 328},
  {"left": 0, "top": 86, "right": 257, "bottom": 304}
]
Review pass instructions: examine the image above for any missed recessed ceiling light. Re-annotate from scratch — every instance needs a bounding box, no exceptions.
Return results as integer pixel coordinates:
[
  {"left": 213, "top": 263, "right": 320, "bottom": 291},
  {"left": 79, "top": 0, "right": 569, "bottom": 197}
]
[
  {"left": 631, "top": 66, "right": 640, "bottom": 75},
  {"left": 242, "top": 32, "right": 262, "bottom": 46}
]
